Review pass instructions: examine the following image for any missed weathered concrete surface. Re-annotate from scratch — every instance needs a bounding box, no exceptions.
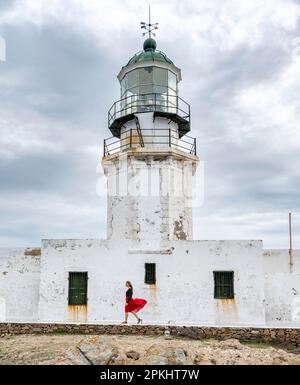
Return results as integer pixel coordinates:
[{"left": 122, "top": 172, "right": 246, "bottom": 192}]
[
  {"left": 263, "top": 249, "right": 300, "bottom": 274},
  {"left": 0, "top": 248, "right": 40, "bottom": 322},
  {"left": 103, "top": 150, "right": 198, "bottom": 245},
  {"left": 263, "top": 250, "right": 300, "bottom": 323},
  {"left": 265, "top": 274, "right": 300, "bottom": 322}
]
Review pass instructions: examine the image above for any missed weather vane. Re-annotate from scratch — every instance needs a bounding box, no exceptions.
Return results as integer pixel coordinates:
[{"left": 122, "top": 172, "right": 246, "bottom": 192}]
[{"left": 140, "top": 6, "right": 158, "bottom": 38}]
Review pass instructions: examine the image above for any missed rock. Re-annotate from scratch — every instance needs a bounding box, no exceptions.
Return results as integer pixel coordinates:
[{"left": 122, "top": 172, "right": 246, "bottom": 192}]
[
  {"left": 148, "top": 347, "right": 191, "bottom": 365},
  {"left": 272, "top": 356, "right": 288, "bottom": 365},
  {"left": 175, "top": 348, "right": 189, "bottom": 365},
  {"left": 64, "top": 348, "right": 91, "bottom": 365},
  {"left": 176, "top": 328, "right": 204, "bottom": 340},
  {"left": 276, "top": 349, "right": 288, "bottom": 356},
  {"left": 85, "top": 349, "right": 119, "bottom": 365},
  {"left": 111, "top": 354, "right": 127, "bottom": 365},
  {"left": 147, "top": 355, "right": 169, "bottom": 365},
  {"left": 76, "top": 338, "right": 119, "bottom": 365},
  {"left": 146, "top": 344, "right": 161, "bottom": 356},
  {"left": 271, "top": 351, "right": 294, "bottom": 366},
  {"left": 289, "top": 356, "right": 300, "bottom": 365},
  {"left": 77, "top": 342, "right": 95, "bottom": 355},
  {"left": 193, "top": 354, "right": 213, "bottom": 365},
  {"left": 126, "top": 350, "right": 140, "bottom": 360},
  {"left": 164, "top": 329, "right": 172, "bottom": 340},
  {"left": 98, "top": 335, "right": 114, "bottom": 346},
  {"left": 159, "top": 347, "right": 174, "bottom": 359},
  {"left": 219, "top": 339, "right": 243, "bottom": 350}
]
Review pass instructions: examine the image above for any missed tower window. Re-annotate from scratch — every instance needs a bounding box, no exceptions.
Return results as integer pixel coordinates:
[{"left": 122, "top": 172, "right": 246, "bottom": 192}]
[
  {"left": 214, "top": 271, "right": 234, "bottom": 299},
  {"left": 68, "top": 272, "right": 88, "bottom": 305},
  {"left": 145, "top": 263, "right": 156, "bottom": 285}
]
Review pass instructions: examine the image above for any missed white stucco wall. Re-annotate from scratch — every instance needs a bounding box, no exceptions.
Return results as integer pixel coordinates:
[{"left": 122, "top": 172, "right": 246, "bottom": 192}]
[
  {"left": 38, "top": 239, "right": 265, "bottom": 326},
  {"left": 0, "top": 248, "right": 41, "bottom": 322},
  {"left": 103, "top": 153, "right": 197, "bottom": 245},
  {"left": 263, "top": 249, "right": 300, "bottom": 324},
  {"left": 263, "top": 249, "right": 300, "bottom": 274},
  {"left": 264, "top": 274, "right": 300, "bottom": 323},
  {"left": 1, "top": 242, "right": 299, "bottom": 326}
]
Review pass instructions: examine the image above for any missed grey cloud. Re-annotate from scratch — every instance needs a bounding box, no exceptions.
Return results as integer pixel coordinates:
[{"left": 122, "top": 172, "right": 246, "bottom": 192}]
[{"left": 0, "top": 0, "right": 16, "bottom": 11}]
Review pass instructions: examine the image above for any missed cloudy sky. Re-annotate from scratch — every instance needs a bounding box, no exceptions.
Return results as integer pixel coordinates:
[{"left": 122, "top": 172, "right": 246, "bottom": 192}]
[{"left": 0, "top": 0, "right": 299, "bottom": 248}]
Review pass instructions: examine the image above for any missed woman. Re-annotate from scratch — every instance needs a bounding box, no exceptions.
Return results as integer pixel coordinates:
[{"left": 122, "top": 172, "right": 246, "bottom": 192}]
[{"left": 122, "top": 281, "right": 147, "bottom": 324}]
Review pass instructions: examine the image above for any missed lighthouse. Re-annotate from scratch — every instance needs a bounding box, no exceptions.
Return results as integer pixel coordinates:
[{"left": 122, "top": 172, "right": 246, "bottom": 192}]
[
  {"left": 102, "top": 23, "right": 199, "bottom": 249},
  {"left": 2, "top": 18, "right": 271, "bottom": 328}
]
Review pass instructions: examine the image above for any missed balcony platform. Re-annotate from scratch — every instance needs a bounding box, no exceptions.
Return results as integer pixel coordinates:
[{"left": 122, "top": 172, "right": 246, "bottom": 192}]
[
  {"left": 103, "top": 128, "right": 197, "bottom": 158},
  {"left": 108, "top": 93, "right": 191, "bottom": 138}
]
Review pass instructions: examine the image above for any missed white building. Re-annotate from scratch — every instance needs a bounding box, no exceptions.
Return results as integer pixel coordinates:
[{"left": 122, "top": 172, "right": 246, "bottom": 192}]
[{"left": 0, "top": 35, "right": 299, "bottom": 327}]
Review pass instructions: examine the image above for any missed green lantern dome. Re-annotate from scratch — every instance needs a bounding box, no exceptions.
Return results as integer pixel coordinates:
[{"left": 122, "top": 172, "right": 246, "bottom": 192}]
[{"left": 126, "top": 38, "right": 174, "bottom": 66}]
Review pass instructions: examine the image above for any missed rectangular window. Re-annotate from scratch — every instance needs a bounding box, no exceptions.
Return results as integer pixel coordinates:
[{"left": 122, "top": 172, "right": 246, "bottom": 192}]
[
  {"left": 139, "top": 67, "right": 153, "bottom": 85},
  {"left": 168, "top": 70, "right": 177, "bottom": 91},
  {"left": 153, "top": 67, "right": 168, "bottom": 86},
  {"left": 121, "top": 77, "right": 127, "bottom": 97},
  {"left": 127, "top": 69, "right": 139, "bottom": 89},
  {"left": 139, "top": 84, "right": 153, "bottom": 95},
  {"left": 145, "top": 263, "right": 156, "bottom": 284},
  {"left": 68, "top": 272, "right": 88, "bottom": 305},
  {"left": 214, "top": 271, "right": 234, "bottom": 299}
]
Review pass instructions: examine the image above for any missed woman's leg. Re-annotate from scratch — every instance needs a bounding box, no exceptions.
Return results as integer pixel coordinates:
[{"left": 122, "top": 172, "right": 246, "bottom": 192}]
[
  {"left": 122, "top": 312, "right": 129, "bottom": 323},
  {"left": 131, "top": 311, "right": 141, "bottom": 321}
]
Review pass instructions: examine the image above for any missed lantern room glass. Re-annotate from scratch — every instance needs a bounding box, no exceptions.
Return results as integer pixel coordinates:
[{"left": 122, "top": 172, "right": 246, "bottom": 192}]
[{"left": 120, "top": 67, "right": 178, "bottom": 114}]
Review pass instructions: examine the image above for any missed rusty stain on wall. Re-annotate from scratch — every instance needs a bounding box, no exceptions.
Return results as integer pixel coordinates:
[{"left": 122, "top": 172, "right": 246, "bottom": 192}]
[
  {"left": 148, "top": 284, "right": 157, "bottom": 304},
  {"left": 216, "top": 299, "right": 238, "bottom": 321},
  {"left": 24, "top": 248, "right": 41, "bottom": 256},
  {"left": 148, "top": 283, "right": 160, "bottom": 315},
  {"left": 68, "top": 305, "right": 88, "bottom": 323},
  {"left": 173, "top": 216, "right": 187, "bottom": 240}
]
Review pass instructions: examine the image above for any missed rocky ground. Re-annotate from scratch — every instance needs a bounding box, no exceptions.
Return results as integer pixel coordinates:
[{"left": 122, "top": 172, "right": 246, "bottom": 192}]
[{"left": 0, "top": 334, "right": 299, "bottom": 365}]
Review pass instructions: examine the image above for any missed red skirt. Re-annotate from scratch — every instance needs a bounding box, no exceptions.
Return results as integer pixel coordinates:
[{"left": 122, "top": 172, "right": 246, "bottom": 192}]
[{"left": 125, "top": 298, "right": 147, "bottom": 313}]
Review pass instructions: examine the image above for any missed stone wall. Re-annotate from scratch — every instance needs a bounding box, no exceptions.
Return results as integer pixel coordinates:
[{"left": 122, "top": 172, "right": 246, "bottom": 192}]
[{"left": 0, "top": 323, "right": 299, "bottom": 344}]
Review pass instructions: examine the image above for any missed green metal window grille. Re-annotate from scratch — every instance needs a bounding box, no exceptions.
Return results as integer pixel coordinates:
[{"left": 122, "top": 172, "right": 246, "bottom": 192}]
[
  {"left": 145, "top": 263, "right": 156, "bottom": 285},
  {"left": 68, "top": 272, "right": 88, "bottom": 305},
  {"left": 214, "top": 271, "right": 234, "bottom": 299}
]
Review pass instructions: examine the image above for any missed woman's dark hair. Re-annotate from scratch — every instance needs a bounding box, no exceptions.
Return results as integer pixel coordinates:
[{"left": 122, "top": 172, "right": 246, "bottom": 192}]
[{"left": 126, "top": 281, "right": 133, "bottom": 291}]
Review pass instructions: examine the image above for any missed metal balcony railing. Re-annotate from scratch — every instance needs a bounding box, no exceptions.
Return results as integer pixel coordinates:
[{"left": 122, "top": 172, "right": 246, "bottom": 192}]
[
  {"left": 103, "top": 128, "right": 197, "bottom": 157},
  {"left": 108, "top": 93, "right": 191, "bottom": 136}
]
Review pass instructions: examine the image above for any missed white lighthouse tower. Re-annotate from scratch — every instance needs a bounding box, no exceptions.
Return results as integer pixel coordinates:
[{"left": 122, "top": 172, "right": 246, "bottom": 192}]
[{"left": 102, "top": 22, "right": 199, "bottom": 249}]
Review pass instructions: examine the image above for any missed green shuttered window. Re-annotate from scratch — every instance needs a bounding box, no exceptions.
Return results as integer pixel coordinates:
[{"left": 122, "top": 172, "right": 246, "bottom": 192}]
[
  {"left": 145, "top": 263, "right": 156, "bottom": 285},
  {"left": 68, "top": 272, "right": 88, "bottom": 305},
  {"left": 214, "top": 271, "right": 234, "bottom": 299}
]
